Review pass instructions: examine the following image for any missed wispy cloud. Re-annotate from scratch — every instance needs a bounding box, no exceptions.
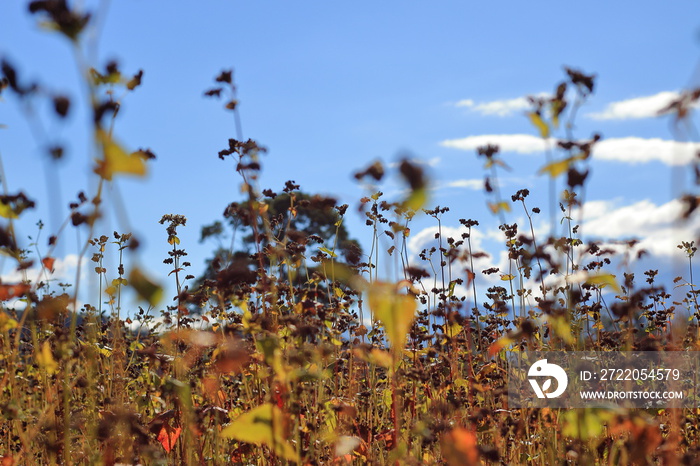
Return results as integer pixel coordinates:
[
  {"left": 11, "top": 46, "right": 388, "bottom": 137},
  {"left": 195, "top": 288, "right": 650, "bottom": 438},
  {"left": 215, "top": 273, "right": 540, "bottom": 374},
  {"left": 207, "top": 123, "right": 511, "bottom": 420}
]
[
  {"left": 440, "top": 134, "right": 548, "bottom": 153},
  {"left": 586, "top": 91, "right": 681, "bottom": 120},
  {"left": 456, "top": 93, "right": 547, "bottom": 117},
  {"left": 593, "top": 137, "right": 699, "bottom": 165},
  {"left": 440, "top": 179, "right": 482, "bottom": 190},
  {"left": 1, "top": 254, "right": 84, "bottom": 284},
  {"left": 388, "top": 156, "right": 441, "bottom": 168},
  {"left": 440, "top": 134, "right": 700, "bottom": 166},
  {"left": 576, "top": 198, "right": 699, "bottom": 257}
]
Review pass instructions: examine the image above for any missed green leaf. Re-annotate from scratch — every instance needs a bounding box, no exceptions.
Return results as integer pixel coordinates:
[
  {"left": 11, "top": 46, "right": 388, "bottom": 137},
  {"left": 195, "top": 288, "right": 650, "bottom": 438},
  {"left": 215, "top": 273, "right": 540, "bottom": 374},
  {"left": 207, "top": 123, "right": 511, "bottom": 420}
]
[
  {"left": 448, "top": 280, "right": 457, "bottom": 297},
  {"left": 319, "top": 247, "right": 337, "bottom": 258},
  {"left": 220, "top": 404, "right": 299, "bottom": 462},
  {"left": 129, "top": 267, "right": 163, "bottom": 307},
  {"left": 528, "top": 112, "right": 550, "bottom": 138}
]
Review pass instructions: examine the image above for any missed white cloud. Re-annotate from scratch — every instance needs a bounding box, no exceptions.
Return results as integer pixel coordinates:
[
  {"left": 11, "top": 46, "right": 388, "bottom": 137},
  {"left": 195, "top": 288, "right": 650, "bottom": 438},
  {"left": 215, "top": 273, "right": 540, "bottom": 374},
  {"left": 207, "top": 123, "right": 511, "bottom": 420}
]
[
  {"left": 441, "top": 134, "right": 700, "bottom": 166},
  {"left": 1, "top": 254, "right": 84, "bottom": 284},
  {"left": 401, "top": 198, "right": 700, "bottom": 305},
  {"left": 576, "top": 198, "right": 700, "bottom": 257},
  {"left": 388, "top": 156, "right": 441, "bottom": 168},
  {"left": 407, "top": 225, "right": 497, "bottom": 279},
  {"left": 441, "top": 179, "right": 482, "bottom": 190},
  {"left": 456, "top": 99, "right": 475, "bottom": 108},
  {"left": 594, "top": 137, "right": 699, "bottom": 165},
  {"left": 440, "top": 134, "right": 549, "bottom": 153},
  {"left": 587, "top": 91, "right": 681, "bottom": 120},
  {"left": 456, "top": 93, "right": 549, "bottom": 117}
]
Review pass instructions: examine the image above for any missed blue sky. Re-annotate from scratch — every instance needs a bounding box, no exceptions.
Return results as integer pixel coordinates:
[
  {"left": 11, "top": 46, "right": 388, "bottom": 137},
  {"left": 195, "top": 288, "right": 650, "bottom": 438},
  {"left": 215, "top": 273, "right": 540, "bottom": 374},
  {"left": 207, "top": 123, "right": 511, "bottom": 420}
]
[{"left": 1, "top": 1, "right": 699, "bottom": 312}]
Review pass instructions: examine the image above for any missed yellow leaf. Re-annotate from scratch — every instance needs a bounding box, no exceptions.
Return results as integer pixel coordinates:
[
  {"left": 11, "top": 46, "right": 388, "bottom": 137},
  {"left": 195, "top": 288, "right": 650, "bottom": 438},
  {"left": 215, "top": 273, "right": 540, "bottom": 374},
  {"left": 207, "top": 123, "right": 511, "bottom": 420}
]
[
  {"left": 220, "top": 404, "right": 298, "bottom": 462},
  {"left": 94, "top": 129, "right": 147, "bottom": 181},
  {"left": 586, "top": 273, "right": 622, "bottom": 294},
  {"left": 447, "top": 322, "right": 463, "bottom": 337},
  {"left": 551, "top": 99, "right": 565, "bottom": 128},
  {"left": 368, "top": 281, "right": 417, "bottom": 359},
  {"left": 369, "top": 348, "right": 393, "bottom": 368},
  {"left": 90, "top": 67, "right": 122, "bottom": 85},
  {"left": 488, "top": 201, "right": 511, "bottom": 214},
  {"left": 319, "top": 247, "right": 337, "bottom": 258},
  {"left": 561, "top": 409, "right": 615, "bottom": 440},
  {"left": 36, "top": 341, "right": 58, "bottom": 375},
  {"left": 402, "top": 187, "right": 428, "bottom": 212},
  {"left": 0, "top": 312, "right": 18, "bottom": 332},
  {"left": 539, "top": 153, "right": 587, "bottom": 178},
  {"left": 476, "top": 362, "right": 499, "bottom": 381},
  {"left": 539, "top": 159, "right": 570, "bottom": 178},
  {"left": 528, "top": 112, "right": 550, "bottom": 138},
  {"left": 0, "top": 202, "right": 17, "bottom": 219},
  {"left": 500, "top": 274, "right": 515, "bottom": 281},
  {"left": 549, "top": 315, "right": 575, "bottom": 344}
]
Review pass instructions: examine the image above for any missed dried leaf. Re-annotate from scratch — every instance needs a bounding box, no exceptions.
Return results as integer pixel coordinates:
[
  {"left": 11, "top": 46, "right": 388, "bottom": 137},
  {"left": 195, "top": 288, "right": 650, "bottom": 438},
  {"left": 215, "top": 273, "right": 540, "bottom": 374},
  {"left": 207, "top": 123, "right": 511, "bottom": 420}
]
[
  {"left": 0, "top": 283, "right": 30, "bottom": 301},
  {"left": 156, "top": 424, "right": 182, "bottom": 453},
  {"left": 41, "top": 257, "right": 56, "bottom": 272}
]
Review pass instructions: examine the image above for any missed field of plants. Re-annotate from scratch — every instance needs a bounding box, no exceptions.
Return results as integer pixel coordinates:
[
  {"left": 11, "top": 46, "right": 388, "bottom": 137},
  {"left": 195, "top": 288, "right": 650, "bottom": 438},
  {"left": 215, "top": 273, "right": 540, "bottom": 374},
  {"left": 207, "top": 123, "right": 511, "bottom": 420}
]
[{"left": 1, "top": 2, "right": 700, "bottom": 465}]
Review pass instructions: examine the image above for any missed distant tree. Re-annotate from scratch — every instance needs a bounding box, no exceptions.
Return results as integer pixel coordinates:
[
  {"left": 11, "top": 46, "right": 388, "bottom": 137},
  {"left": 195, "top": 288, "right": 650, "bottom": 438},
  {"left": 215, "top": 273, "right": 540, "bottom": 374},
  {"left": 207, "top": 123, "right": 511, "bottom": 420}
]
[{"left": 195, "top": 183, "right": 361, "bottom": 301}]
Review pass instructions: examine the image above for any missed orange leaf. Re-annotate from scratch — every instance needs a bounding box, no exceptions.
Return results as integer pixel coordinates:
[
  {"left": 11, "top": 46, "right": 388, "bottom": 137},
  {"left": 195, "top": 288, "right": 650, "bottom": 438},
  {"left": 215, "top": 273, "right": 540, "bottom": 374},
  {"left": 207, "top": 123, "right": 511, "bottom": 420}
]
[
  {"left": 487, "top": 335, "right": 514, "bottom": 357},
  {"left": 0, "top": 283, "right": 30, "bottom": 301},
  {"left": 442, "top": 427, "right": 480, "bottom": 465},
  {"left": 42, "top": 257, "right": 56, "bottom": 272},
  {"left": 466, "top": 270, "right": 476, "bottom": 288},
  {"left": 156, "top": 424, "right": 181, "bottom": 453}
]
